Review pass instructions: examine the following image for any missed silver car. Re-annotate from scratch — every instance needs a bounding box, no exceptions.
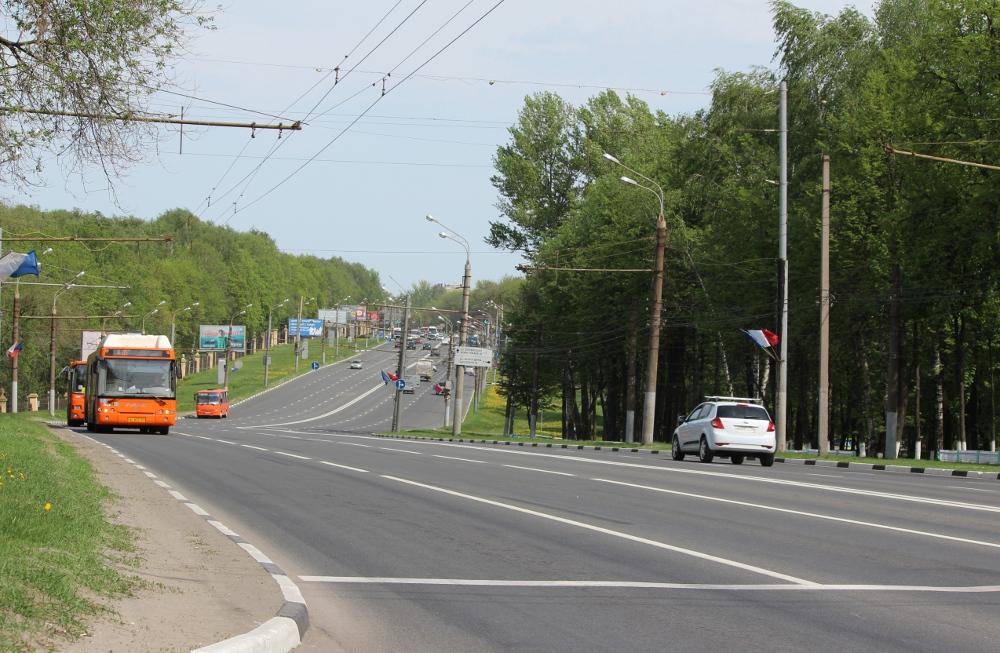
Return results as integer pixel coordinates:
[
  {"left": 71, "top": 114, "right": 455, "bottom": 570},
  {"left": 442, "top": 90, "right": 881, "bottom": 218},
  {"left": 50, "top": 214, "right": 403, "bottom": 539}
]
[{"left": 671, "top": 397, "right": 775, "bottom": 466}]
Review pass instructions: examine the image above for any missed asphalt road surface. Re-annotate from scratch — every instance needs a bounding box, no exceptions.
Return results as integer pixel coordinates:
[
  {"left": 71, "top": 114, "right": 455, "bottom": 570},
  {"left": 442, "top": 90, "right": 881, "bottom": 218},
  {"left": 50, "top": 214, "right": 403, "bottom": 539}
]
[{"left": 81, "top": 345, "right": 1000, "bottom": 652}]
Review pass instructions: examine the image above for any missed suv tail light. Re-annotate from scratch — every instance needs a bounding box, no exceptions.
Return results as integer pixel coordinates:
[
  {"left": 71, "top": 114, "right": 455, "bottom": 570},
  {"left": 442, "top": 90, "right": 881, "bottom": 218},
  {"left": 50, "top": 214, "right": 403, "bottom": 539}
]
[
  {"left": 711, "top": 417, "right": 724, "bottom": 429},
  {"left": 767, "top": 421, "right": 775, "bottom": 432}
]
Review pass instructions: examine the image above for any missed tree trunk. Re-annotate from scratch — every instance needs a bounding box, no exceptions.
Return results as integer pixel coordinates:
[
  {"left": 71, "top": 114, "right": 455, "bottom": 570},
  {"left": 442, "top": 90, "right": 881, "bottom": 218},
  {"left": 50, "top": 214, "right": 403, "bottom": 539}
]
[
  {"left": 885, "top": 258, "right": 902, "bottom": 459},
  {"left": 934, "top": 340, "right": 944, "bottom": 454},
  {"left": 625, "top": 309, "right": 638, "bottom": 442}
]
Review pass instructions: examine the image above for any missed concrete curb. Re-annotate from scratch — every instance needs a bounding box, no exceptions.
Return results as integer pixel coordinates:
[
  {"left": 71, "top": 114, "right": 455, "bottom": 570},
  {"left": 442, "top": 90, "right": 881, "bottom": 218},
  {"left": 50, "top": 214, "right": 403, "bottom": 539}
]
[
  {"left": 51, "top": 424, "right": 308, "bottom": 653},
  {"left": 369, "top": 431, "right": 1000, "bottom": 481}
]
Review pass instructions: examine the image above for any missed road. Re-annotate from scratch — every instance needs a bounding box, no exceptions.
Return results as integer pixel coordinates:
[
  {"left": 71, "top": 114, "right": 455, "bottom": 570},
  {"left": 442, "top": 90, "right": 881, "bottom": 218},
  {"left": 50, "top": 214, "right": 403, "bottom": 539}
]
[{"left": 81, "top": 345, "right": 1000, "bottom": 652}]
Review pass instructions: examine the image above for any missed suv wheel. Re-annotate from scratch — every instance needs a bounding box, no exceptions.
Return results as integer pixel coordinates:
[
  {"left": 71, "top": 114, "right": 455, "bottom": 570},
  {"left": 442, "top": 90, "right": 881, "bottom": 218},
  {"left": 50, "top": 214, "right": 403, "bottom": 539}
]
[
  {"left": 730, "top": 454, "right": 744, "bottom": 465},
  {"left": 698, "top": 437, "right": 714, "bottom": 463},
  {"left": 671, "top": 434, "right": 685, "bottom": 461},
  {"left": 759, "top": 452, "right": 775, "bottom": 467}
]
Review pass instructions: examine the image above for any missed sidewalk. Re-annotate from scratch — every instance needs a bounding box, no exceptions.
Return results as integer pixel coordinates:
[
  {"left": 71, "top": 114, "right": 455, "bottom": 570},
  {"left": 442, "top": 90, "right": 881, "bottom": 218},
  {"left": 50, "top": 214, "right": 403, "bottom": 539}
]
[{"left": 52, "top": 427, "right": 283, "bottom": 653}]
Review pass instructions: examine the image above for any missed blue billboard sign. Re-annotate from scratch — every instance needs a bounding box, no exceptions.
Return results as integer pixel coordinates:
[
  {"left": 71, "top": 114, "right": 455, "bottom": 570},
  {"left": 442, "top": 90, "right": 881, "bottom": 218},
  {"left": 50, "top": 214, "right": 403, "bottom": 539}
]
[{"left": 288, "top": 318, "right": 324, "bottom": 337}]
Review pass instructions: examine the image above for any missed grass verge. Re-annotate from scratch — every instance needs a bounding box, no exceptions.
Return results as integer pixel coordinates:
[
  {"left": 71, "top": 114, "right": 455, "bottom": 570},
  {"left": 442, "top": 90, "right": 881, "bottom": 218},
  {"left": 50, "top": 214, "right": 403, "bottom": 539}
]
[
  {"left": 0, "top": 414, "right": 141, "bottom": 652},
  {"left": 176, "top": 339, "right": 378, "bottom": 414}
]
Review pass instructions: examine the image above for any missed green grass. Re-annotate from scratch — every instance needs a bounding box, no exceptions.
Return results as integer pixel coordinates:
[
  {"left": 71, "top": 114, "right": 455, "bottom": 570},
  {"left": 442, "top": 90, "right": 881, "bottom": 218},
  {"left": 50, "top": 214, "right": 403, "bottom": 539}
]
[
  {"left": 176, "top": 338, "right": 378, "bottom": 414},
  {"left": 776, "top": 451, "right": 1000, "bottom": 473},
  {"left": 0, "top": 414, "right": 141, "bottom": 652}
]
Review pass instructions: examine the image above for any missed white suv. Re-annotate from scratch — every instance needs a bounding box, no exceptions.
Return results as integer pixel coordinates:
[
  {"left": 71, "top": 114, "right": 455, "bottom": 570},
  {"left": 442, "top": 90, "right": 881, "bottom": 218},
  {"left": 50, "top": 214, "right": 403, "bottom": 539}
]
[{"left": 671, "top": 397, "right": 775, "bottom": 466}]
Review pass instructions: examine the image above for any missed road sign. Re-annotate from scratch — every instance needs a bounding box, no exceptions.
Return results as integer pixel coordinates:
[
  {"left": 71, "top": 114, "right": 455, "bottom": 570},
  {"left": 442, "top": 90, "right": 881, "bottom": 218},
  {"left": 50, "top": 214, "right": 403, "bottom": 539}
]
[
  {"left": 453, "top": 346, "right": 494, "bottom": 367},
  {"left": 395, "top": 379, "right": 406, "bottom": 390},
  {"left": 311, "top": 361, "right": 320, "bottom": 370}
]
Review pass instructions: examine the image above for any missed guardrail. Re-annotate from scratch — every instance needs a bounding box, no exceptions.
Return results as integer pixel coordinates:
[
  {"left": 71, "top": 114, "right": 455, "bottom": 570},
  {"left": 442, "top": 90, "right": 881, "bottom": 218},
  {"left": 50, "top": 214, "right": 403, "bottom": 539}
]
[{"left": 937, "top": 450, "right": 1000, "bottom": 465}]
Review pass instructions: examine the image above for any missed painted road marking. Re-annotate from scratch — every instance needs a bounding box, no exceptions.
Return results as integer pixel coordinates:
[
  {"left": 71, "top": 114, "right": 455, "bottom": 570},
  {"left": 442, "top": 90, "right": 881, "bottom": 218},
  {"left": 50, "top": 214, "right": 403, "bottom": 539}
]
[
  {"left": 297, "top": 577, "right": 1000, "bottom": 593},
  {"left": 208, "top": 520, "right": 240, "bottom": 538},
  {"left": 239, "top": 542, "right": 274, "bottom": 564},
  {"left": 433, "top": 455, "right": 488, "bottom": 464},
  {"left": 593, "top": 478, "right": 1000, "bottom": 550},
  {"left": 252, "top": 383, "right": 384, "bottom": 427},
  {"left": 186, "top": 503, "right": 210, "bottom": 516},
  {"left": 503, "top": 464, "right": 575, "bottom": 477},
  {"left": 381, "top": 474, "right": 816, "bottom": 585},
  {"left": 168, "top": 490, "right": 188, "bottom": 502},
  {"left": 341, "top": 442, "right": 372, "bottom": 448},
  {"left": 241, "top": 444, "right": 269, "bottom": 451},
  {"left": 380, "top": 447, "right": 423, "bottom": 455},
  {"left": 153, "top": 480, "right": 171, "bottom": 489},
  {"left": 318, "top": 460, "right": 370, "bottom": 473},
  {"left": 275, "top": 451, "right": 312, "bottom": 460},
  {"left": 143, "top": 471, "right": 157, "bottom": 478}
]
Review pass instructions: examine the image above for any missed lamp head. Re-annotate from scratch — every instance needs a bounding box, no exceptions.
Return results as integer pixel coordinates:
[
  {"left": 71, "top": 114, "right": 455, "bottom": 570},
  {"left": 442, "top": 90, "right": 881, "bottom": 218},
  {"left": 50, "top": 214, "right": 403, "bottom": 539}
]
[
  {"left": 192, "top": 301, "right": 200, "bottom": 307},
  {"left": 42, "top": 247, "right": 54, "bottom": 255},
  {"left": 620, "top": 175, "right": 638, "bottom": 187},
  {"left": 438, "top": 231, "right": 448, "bottom": 239},
  {"left": 425, "top": 214, "right": 436, "bottom": 223},
  {"left": 603, "top": 152, "right": 621, "bottom": 165},
  {"left": 122, "top": 301, "right": 132, "bottom": 308}
]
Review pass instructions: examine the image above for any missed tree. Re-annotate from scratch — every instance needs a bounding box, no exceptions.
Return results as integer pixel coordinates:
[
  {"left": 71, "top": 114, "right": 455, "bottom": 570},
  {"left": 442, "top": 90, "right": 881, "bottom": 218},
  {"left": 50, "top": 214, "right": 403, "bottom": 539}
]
[{"left": 0, "top": 1, "right": 210, "bottom": 185}]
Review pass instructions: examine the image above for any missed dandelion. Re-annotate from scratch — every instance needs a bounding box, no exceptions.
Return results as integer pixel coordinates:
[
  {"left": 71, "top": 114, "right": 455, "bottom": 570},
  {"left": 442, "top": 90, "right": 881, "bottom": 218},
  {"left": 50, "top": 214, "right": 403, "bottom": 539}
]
[{"left": 43, "top": 502, "right": 52, "bottom": 512}]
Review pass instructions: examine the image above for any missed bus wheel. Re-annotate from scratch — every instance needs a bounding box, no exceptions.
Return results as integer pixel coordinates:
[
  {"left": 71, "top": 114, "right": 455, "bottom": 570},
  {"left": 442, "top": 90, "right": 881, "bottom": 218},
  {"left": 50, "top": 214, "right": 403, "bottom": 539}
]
[
  {"left": 158, "top": 427, "right": 170, "bottom": 435},
  {"left": 86, "top": 422, "right": 96, "bottom": 432}
]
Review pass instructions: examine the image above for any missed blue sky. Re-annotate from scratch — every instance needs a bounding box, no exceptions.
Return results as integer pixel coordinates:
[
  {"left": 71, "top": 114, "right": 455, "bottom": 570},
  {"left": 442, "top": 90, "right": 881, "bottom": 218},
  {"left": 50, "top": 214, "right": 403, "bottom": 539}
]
[{"left": 9, "top": 0, "right": 875, "bottom": 291}]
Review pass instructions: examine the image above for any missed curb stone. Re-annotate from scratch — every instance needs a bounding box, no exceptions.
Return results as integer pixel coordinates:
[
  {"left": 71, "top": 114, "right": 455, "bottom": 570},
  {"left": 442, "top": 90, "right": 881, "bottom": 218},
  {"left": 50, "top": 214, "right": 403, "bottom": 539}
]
[
  {"left": 367, "top": 431, "right": 1000, "bottom": 480},
  {"left": 49, "top": 424, "right": 308, "bottom": 653}
]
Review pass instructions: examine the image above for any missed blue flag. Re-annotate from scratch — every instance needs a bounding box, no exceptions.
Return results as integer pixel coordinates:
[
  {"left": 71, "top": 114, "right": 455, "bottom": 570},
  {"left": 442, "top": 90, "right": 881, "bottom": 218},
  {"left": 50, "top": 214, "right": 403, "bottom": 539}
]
[{"left": 0, "top": 250, "right": 40, "bottom": 280}]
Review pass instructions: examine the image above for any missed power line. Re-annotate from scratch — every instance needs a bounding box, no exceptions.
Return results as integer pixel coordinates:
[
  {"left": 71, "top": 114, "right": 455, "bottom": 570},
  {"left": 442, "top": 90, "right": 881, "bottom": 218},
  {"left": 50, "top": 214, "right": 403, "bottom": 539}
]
[
  {"left": 176, "top": 151, "right": 491, "bottom": 168},
  {"left": 231, "top": 0, "right": 509, "bottom": 219}
]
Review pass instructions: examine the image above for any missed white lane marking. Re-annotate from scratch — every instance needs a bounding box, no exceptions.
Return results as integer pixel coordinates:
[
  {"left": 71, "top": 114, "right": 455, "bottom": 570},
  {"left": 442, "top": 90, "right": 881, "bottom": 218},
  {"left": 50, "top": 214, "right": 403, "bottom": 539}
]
[
  {"left": 239, "top": 542, "right": 274, "bottom": 564},
  {"left": 217, "top": 439, "right": 236, "bottom": 445},
  {"left": 194, "top": 435, "right": 213, "bottom": 441},
  {"left": 318, "top": 460, "right": 370, "bottom": 473},
  {"left": 433, "top": 454, "right": 488, "bottom": 464},
  {"left": 135, "top": 464, "right": 146, "bottom": 470},
  {"left": 380, "top": 447, "right": 423, "bottom": 455},
  {"left": 504, "top": 464, "right": 575, "bottom": 477},
  {"left": 381, "top": 474, "right": 816, "bottom": 585},
  {"left": 241, "top": 444, "right": 269, "bottom": 451},
  {"left": 947, "top": 486, "right": 996, "bottom": 493},
  {"left": 805, "top": 473, "right": 840, "bottom": 478},
  {"left": 296, "top": 577, "right": 1000, "bottom": 593},
  {"left": 252, "top": 383, "right": 384, "bottom": 427},
  {"left": 341, "top": 442, "right": 372, "bottom": 448},
  {"left": 168, "top": 490, "right": 188, "bottom": 502},
  {"left": 275, "top": 451, "right": 311, "bottom": 460},
  {"left": 185, "top": 503, "right": 210, "bottom": 516},
  {"left": 593, "top": 478, "right": 1000, "bottom": 550},
  {"left": 153, "top": 480, "right": 171, "bottom": 489},
  {"left": 124, "top": 457, "right": 135, "bottom": 463},
  {"left": 143, "top": 471, "right": 157, "bottom": 478},
  {"left": 386, "top": 442, "right": 1000, "bottom": 514},
  {"left": 208, "top": 520, "right": 240, "bottom": 538}
]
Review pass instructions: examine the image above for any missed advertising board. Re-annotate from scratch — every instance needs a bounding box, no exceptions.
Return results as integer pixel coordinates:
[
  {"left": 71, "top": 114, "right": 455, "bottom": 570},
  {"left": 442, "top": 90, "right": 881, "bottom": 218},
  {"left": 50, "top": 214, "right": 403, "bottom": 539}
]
[
  {"left": 288, "top": 318, "right": 324, "bottom": 337},
  {"left": 81, "top": 330, "right": 106, "bottom": 360},
  {"left": 199, "top": 325, "right": 246, "bottom": 352}
]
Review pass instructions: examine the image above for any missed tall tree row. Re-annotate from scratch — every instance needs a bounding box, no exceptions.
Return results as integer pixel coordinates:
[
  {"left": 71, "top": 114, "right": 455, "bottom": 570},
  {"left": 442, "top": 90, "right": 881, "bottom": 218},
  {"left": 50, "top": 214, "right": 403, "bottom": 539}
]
[{"left": 490, "top": 0, "right": 1000, "bottom": 455}]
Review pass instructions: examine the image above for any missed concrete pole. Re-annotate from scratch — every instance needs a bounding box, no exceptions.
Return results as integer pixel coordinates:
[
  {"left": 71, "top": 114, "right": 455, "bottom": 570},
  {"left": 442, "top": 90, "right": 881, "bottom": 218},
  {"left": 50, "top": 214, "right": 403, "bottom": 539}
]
[
  {"left": 11, "top": 281, "right": 20, "bottom": 413},
  {"left": 640, "top": 211, "right": 666, "bottom": 445},
  {"left": 777, "top": 79, "right": 789, "bottom": 452},
  {"left": 48, "top": 297, "right": 57, "bottom": 416},
  {"left": 294, "top": 296, "right": 303, "bottom": 372},
  {"left": 391, "top": 295, "right": 411, "bottom": 432},
  {"left": 453, "top": 256, "right": 471, "bottom": 436},
  {"left": 819, "top": 154, "right": 831, "bottom": 456},
  {"left": 264, "top": 308, "right": 273, "bottom": 388}
]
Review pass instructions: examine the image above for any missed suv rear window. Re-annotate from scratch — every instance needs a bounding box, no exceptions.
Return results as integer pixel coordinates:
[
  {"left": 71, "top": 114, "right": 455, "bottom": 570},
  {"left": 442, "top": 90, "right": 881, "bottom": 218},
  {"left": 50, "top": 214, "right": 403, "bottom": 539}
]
[{"left": 716, "top": 405, "right": 770, "bottom": 420}]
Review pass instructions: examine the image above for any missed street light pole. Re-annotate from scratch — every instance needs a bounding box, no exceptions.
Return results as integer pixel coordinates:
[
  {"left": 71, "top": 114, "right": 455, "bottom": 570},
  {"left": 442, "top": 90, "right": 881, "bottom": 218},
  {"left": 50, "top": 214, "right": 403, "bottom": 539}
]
[
  {"left": 603, "top": 153, "right": 666, "bottom": 446},
  {"left": 438, "top": 314, "right": 454, "bottom": 428},
  {"left": 170, "top": 302, "right": 199, "bottom": 346},
  {"left": 223, "top": 304, "right": 251, "bottom": 389},
  {"left": 264, "top": 299, "right": 289, "bottom": 388},
  {"left": 142, "top": 300, "right": 166, "bottom": 335},
  {"left": 391, "top": 294, "right": 411, "bottom": 432},
  {"left": 49, "top": 271, "right": 85, "bottom": 416}
]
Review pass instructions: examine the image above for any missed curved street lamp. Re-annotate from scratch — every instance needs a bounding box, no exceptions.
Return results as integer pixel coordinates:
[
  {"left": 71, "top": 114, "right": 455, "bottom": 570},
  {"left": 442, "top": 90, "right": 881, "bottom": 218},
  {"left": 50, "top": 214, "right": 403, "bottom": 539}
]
[
  {"left": 141, "top": 300, "right": 167, "bottom": 335},
  {"left": 604, "top": 152, "right": 666, "bottom": 446}
]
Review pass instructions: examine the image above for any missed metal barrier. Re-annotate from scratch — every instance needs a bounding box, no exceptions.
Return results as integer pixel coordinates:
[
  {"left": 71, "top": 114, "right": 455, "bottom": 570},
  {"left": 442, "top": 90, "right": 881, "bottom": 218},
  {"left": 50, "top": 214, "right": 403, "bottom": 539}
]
[{"left": 937, "top": 450, "right": 1000, "bottom": 465}]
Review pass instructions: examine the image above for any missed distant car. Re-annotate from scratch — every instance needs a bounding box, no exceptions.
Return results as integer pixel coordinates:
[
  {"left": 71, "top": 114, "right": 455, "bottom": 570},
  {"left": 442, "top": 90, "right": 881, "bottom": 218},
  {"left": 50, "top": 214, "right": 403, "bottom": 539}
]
[
  {"left": 349, "top": 360, "right": 363, "bottom": 369},
  {"left": 672, "top": 397, "right": 775, "bottom": 466},
  {"left": 402, "top": 375, "right": 418, "bottom": 394},
  {"left": 406, "top": 342, "right": 416, "bottom": 350},
  {"left": 422, "top": 341, "right": 433, "bottom": 350}
]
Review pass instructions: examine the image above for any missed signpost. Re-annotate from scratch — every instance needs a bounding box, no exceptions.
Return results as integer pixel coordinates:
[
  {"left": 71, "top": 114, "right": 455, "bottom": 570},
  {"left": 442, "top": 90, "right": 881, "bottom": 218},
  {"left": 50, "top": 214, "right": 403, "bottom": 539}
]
[
  {"left": 395, "top": 378, "right": 406, "bottom": 391},
  {"left": 311, "top": 361, "right": 320, "bottom": 370},
  {"left": 453, "top": 346, "right": 494, "bottom": 368}
]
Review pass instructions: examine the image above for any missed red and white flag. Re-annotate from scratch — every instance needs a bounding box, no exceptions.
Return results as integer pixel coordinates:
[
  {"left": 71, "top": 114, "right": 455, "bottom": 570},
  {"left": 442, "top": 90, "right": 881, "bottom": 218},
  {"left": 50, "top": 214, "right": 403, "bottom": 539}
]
[{"left": 741, "top": 329, "right": 779, "bottom": 349}]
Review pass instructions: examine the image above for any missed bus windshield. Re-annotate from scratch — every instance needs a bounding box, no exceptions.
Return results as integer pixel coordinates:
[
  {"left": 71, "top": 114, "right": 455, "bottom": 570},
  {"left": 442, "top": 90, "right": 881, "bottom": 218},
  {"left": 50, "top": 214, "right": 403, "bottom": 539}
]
[
  {"left": 70, "top": 364, "right": 87, "bottom": 393},
  {"left": 99, "top": 359, "right": 175, "bottom": 398}
]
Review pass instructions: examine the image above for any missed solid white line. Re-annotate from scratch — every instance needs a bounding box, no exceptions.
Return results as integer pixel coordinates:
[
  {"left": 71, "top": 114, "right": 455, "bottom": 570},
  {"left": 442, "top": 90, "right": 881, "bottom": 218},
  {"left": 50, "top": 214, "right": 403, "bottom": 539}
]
[
  {"left": 241, "top": 444, "right": 269, "bottom": 451},
  {"left": 253, "top": 383, "right": 384, "bottom": 427},
  {"left": 433, "top": 454, "right": 488, "bottom": 464},
  {"left": 380, "top": 447, "right": 423, "bottom": 455},
  {"left": 341, "top": 442, "right": 372, "bottom": 448},
  {"left": 216, "top": 439, "right": 236, "bottom": 445},
  {"left": 275, "top": 451, "right": 311, "bottom": 460},
  {"left": 592, "top": 478, "right": 1000, "bottom": 550},
  {"left": 153, "top": 480, "right": 171, "bottom": 489},
  {"left": 947, "top": 486, "right": 996, "bottom": 493},
  {"left": 208, "top": 520, "right": 240, "bottom": 537},
  {"left": 504, "top": 464, "right": 575, "bottom": 477},
  {"left": 381, "top": 474, "right": 816, "bottom": 585},
  {"left": 295, "top": 577, "right": 1000, "bottom": 593},
  {"left": 168, "top": 490, "right": 188, "bottom": 502},
  {"left": 185, "top": 503, "right": 210, "bottom": 516},
  {"left": 318, "top": 460, "right": 369, "bottom": 473},
  {"left": 239, "top": 542, "right": 273, "bottom": 564}
]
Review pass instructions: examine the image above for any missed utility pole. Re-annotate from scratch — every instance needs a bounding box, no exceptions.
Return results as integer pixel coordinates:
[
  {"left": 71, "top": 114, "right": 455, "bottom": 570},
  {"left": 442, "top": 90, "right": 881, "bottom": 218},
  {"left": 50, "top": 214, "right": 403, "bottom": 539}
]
[
  {"left": 453, "top": 256, "right": 472, "bottom": 436},
  {"left": 818, "top": 154, "right": 831, "bottom": 456},
  {"left": 776, "top": 79, "right": 789, "bottom": 452},
  {"left": 11, "top": 280, "right": 20, "bottom": 412},
  {"left": 391, "top": 295, "right": 411, "bottom": 432},
  {"left": 294, "top": 296, "right": 304, "bottom": 372}
]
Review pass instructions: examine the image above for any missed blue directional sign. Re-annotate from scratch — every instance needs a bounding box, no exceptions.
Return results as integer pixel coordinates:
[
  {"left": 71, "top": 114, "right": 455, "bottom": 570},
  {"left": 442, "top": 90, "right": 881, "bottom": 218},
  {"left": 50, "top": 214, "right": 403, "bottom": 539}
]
[
  {"left": 395, "top": 379, "right": 406, "bottom": 390},
  {"left": 311, "top": 361, "right": 320, "bottom": 370}
]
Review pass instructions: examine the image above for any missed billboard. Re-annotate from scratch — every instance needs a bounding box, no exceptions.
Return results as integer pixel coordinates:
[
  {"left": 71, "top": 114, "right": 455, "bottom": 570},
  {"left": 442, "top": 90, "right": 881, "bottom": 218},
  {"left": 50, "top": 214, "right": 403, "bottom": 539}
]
[
  {"left": 367, "top": 311, "right": 380, "bottom": 322},
  {"left": 318, "top": 309, "right": 348, "bottom": 324},
  {"left": 81, "top": 330, "right": 105, "bottom": 360},
  {"left": 199, "top": 325, "right": 246, "bottom": 352},
  {"left": 288, "top": 318, "right": 324, "bottom": 337}
]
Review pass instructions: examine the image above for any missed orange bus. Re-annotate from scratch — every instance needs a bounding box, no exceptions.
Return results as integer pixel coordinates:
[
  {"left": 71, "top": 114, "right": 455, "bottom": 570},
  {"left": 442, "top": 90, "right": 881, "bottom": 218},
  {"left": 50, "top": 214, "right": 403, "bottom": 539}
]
[
  {"left": 195, "top": 389, "right": 229, "bottom": 418},
  {"left": 65, "top": 359, "right": 88, "bottom": 426},
  {"left": 85, "top": 334, "right": 177, "bottom": 435}
]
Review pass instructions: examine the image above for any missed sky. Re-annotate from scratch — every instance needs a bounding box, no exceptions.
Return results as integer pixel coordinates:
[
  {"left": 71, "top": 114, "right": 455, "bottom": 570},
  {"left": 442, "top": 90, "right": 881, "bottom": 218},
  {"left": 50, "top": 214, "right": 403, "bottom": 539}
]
[{"left": 7, "top": 0, "right": 876, "bottom": 292}]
